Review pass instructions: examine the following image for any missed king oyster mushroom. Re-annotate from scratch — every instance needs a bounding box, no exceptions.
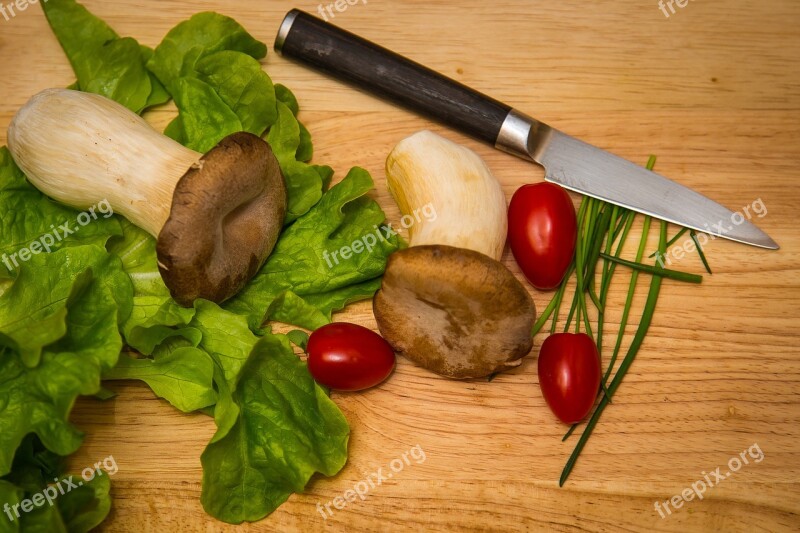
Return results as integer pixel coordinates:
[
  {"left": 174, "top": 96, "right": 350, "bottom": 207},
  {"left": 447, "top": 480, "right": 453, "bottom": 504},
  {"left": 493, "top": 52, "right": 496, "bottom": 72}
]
[
  {"left": 374, "top": 131, "right": 536, "bottom": 379},
  {"left": 7, "top": 88, "right": 286, "bottom": 305}
]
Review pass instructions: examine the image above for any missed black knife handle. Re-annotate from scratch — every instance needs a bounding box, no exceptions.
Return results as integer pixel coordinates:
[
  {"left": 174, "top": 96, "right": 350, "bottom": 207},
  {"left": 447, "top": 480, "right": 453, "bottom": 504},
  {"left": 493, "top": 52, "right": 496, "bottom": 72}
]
[{"left": 274, "top": 9, "right": 512, "bottom": 146}]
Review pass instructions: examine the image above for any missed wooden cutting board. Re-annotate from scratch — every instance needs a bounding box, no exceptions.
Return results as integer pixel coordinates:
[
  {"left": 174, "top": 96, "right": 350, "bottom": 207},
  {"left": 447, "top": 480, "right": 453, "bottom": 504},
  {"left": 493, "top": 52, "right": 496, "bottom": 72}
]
[{"left": 1, "top": 0, "right": 798, "bottom": 531}]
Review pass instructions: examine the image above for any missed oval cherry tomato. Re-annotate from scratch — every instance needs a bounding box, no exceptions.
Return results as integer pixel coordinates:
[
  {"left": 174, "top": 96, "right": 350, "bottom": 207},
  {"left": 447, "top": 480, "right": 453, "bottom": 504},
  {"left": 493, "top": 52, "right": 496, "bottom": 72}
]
[
  {"left": 508, "top": 182, "right": 577, "bottom": 290},
  {"left": 537, "top": 333, "right": 601, "bottom": 424},
  {"left": 307, "top": 323, "right": 396, "bottom": 391}
]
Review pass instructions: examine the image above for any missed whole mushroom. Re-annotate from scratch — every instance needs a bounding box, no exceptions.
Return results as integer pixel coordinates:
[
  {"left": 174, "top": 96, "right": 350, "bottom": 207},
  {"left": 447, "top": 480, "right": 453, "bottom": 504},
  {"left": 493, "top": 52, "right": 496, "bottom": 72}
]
[
  {"left": 7, "top": 88, "right": 287, "bottom": 305},
  {"left": 374, "top": 131, "right": 536, "bottom": 379}
]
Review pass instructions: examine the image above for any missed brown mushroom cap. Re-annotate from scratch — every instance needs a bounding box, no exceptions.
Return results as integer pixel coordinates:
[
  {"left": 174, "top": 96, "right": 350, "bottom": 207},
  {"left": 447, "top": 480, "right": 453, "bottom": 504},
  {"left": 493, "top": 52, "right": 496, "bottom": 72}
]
[
  {"left": 156, "top": 132, "right": 286, "bottom": 306},
  {"left": 373, "top": 245, "right": 536, "bottom": 379}
]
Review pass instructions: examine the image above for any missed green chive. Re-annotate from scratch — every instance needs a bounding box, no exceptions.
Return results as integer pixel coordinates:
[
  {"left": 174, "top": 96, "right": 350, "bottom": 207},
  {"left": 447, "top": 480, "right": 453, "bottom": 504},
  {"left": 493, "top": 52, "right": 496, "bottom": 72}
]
[
  {"left": 562, "top": 424, "right": 578, "bottom": 442},
  {"left": 649, "top": 227, "right": 688, "bottom": 258},
  {"left": 531, "top": 292, "right": 559, "bottom": 337},
  {"left": 598, "top": 253, "right": 703, "bottom": 284},
  {"left": 564, "top": 199, "right": 591, "bottom": 332},
  {"left": 690, "top": 230, "right": 712, "bottom": 274},
  {"left": 603, "top": 212, "right": 650, "bottom": 386},
  {"left": 549, "top": 262, "right": 574, "bottom": 335}
]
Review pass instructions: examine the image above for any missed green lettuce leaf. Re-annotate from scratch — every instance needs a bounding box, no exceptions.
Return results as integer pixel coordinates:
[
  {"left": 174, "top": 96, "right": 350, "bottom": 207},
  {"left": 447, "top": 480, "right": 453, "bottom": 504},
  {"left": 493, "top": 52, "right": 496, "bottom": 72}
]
[
  {"left": 0, "top": 480, "right": 22, "bottom": 532},
  {"left": 147, "top": 12, "right": 267, "bottom": 95},
  {"left": 195, "top": 51, "right": 277, "bottom": 136},
  {"left": 275, "top": 84, "right": 313, "bottom": 161},
  {"left": 314, "top": 164, "right": 335, "bottom": 192},
  {"left": 110, "top": 296, "right": 215, "bottom": 413},
  {"left": 103, "top": 348, "right": 216, "bottom": 413},
  {"left": 190, "top": 301, "right": 260, "bottom": 388},
  {"left": 41, "top": 0, "right": 168, "bottom": 113},
  {"left": 0, "top": 267, "right": 91, "bottom": 368},
  {"left": 2, "top": 435, "right": 62, "bottom": 495},
  {"left": 265, "top": 291, "right": 329, "bottom": 331},
  {"left": 57, "top": 472, "right": 112, "bottom": 533},
  {"left": 265, "top": 102, "right": 325, "bottom": 222},
  {"left": 266, "top": 102, "right": 303, "bottom": 160},
  {"left": 302, "top": 277, "right": 386, "bottom": 317},
  {"left": 162, "top": 116, "right": 187, "bottom": 146},
  {"left": 200, "top": 333, "right": 349, "bottom": 524},
  {"left": 0, "top": 240, "right": 131, "bottom": 371},
  {"left": 285, "top": 330, "right": 310, "bottom": 351},
  {"left": 0, "top": 436, "right": 111, "bottom": 533},
  {"left": 282, "top": 165, "right": 326, "bottom": 223},
  {"left": 139, "top": 46, "right": 171, "bottom": 110},
  {"left": 105, "top": 219, "right": 167, "bottom": 297},
  {"left": 187, "top": 301, "right": 263, "bottom": 443},
  {"left": 297, "top": 121, "right": 314, "bottom": 162},
  {"left": 0, "top": 245, "right": 131, "bottom": 476},
  {"left": 166, "top": 77, "right": 243, "bottom": 154},
  {"left": 160, "top": 52, "right": 281, "bottom": 154},
  {"left": 206, "top": 364, "right": 239, "bottom": 445},
  {"left": 121, "top": 296, "right": 199, "bottom": 355},
  {"left": 274, "top": 84, "right": 299, "bottom": 115}
]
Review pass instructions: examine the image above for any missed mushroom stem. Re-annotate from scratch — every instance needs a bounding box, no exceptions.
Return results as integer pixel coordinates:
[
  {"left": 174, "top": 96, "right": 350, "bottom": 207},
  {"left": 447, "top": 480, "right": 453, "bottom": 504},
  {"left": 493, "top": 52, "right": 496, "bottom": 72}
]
[
  {"left": 8, "top": 89, "right": 201, "bottom": 237},
  {"left": 385, "top": 130, "right": 508, "bottom": 261}
]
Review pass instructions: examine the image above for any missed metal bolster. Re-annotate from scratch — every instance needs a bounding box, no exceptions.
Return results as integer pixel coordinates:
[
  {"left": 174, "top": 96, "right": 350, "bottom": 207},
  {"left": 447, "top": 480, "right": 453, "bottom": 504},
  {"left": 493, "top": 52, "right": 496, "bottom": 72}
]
[
  {"left": 495, "top": 109, "right": 549, "bottom": 163},
  {"left": 274, "top": 10, "right": 299, "bottom": 54}
]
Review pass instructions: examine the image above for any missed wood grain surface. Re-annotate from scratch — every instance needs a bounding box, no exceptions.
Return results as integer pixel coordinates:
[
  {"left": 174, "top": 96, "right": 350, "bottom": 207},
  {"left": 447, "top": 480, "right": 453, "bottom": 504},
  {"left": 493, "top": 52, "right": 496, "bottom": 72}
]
[{"left": 1, "top": 0, "right": 799, "bottom": 531}]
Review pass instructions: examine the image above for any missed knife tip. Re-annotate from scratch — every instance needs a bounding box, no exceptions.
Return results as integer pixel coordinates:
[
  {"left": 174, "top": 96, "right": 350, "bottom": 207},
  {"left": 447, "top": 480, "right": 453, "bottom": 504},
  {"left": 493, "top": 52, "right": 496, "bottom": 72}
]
[
  {"left": 737, "top": 230, "right": 779, "bottom": 250},
  {"left": 762, "top": 238, "right": 780, "bottom": 250}
]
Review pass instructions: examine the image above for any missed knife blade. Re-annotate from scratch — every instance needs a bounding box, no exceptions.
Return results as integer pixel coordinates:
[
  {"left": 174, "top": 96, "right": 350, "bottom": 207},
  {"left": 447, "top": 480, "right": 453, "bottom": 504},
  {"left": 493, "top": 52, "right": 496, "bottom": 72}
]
[{"left": 274, "top": 9, "right": 778, "bottom": 250}]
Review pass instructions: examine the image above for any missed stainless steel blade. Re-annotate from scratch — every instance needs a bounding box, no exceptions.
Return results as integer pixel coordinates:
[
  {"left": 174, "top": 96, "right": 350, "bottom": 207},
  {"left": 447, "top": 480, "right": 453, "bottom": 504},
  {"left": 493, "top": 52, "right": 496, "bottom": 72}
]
[{"left": 496, "top": 110, "right": 779, "bottom": 249}]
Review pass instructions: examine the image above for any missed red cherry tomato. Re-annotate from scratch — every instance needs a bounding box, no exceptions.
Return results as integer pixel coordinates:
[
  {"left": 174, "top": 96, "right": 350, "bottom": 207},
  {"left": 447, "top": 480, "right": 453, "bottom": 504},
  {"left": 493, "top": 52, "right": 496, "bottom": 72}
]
[
  {"left": 508, "top": 182, "right": 577, "bottom": 290},
  {"left": 537, "top": 333, "right": 601, "bottom": 424},
  {"left": 307, "top": 323, "right": 396, "bottom": 391}
]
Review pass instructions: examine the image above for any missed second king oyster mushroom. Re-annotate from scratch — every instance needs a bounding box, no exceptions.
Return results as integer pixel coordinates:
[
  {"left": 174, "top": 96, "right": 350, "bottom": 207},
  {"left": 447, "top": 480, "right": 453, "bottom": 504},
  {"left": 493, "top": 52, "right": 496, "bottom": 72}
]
[{"left": 374, "top": 131, "right": 536, "bottom": 379}]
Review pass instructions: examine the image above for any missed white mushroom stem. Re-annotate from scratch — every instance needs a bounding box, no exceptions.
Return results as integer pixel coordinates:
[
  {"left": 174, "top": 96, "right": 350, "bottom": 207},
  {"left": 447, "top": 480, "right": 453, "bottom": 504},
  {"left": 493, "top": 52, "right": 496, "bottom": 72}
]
[
  {"left": 385, "top": 130, "right": 508, "bottom": 260},
  {"left": 7, "top": 89, "right": 201, "bottom": 237}
]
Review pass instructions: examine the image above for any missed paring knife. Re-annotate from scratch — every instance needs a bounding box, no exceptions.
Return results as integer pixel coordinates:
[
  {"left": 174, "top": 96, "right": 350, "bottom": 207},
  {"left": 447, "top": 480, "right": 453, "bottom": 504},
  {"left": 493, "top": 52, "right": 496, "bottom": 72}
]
[{"left": 274, "top": 9, "right": 778, "bottom": 250}]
